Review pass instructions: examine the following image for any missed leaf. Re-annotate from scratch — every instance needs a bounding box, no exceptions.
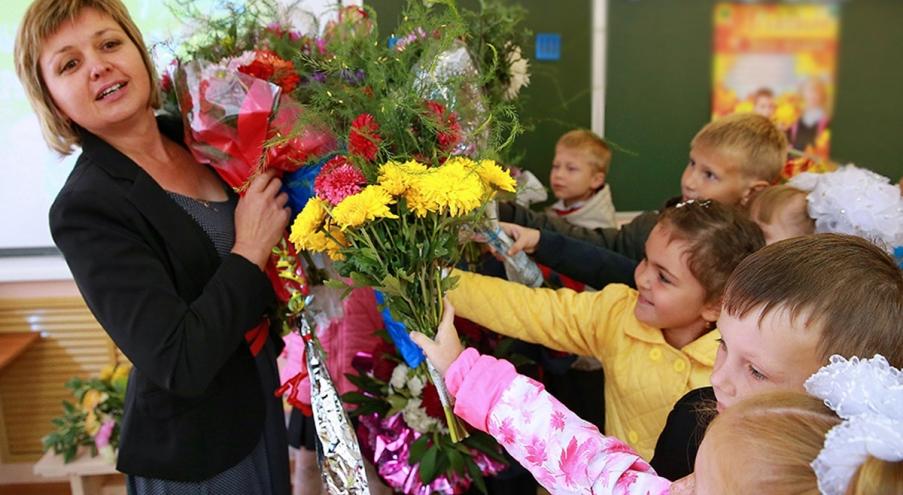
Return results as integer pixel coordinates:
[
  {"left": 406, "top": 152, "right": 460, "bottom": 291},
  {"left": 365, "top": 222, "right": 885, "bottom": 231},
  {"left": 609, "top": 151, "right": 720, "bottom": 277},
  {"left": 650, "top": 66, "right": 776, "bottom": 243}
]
[
  {"left": 386, "top": 395, "right": 408, "bottom": 417},
  {"left": 324, "top": 278, "right": 350, "bottom": 291},
  {"left": 409, "top": 435, "right": 430, "bottom": 463},
  {"left": 341, "top": 392, "right": 372, "bottom": 404},
  {"left": 350, "top": 271, "right": 377, "bottom": 288},
  {"left": 448, "top": 448, "right": 465, "bottom": 474},
  {"left": 344, "top": 373, "right": 375, "bottom": 391},
  {"left": 464, "top": 457, "right": 488, "bottom": 494},
  {"left": 379, "top": 275, "right": 405, "bottom": 298},
  {"left": 464, "top": 432, "right": 507, "bottom": 463},
  {"left": 418, "top": 445, "right": 439, "bottom": 484}
]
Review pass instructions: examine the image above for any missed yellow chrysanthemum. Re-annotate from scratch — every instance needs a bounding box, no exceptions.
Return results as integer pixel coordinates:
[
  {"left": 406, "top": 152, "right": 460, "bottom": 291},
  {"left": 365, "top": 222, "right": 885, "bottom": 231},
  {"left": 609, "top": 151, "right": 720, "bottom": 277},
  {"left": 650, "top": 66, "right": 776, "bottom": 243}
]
[
  {"left": 288, "top": 198, "right": 328, "bottom": 251},
  {"left": 332, "top": 185, "right": 399, "bottom": 229},
  {"left": 325, "top": 227, "right": 347, "bottom": 260},
  {"left": 378, "top": 160, "right": 428, "bottom": 196},
  {"left": 476, "top": 159, "right": 516, "bottom": 192},
  {"left": 414, "top": 159, "right": 485, "bottom": 217},
  {"left": 84, "top": 410, "right": 101, "bottom": 436}
]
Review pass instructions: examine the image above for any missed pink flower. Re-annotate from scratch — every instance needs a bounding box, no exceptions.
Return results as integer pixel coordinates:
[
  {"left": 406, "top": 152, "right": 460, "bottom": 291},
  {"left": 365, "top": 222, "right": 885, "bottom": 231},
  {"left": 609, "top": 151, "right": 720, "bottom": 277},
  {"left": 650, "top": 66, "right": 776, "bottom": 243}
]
[
  {"left": 551, "top": 410, "right": 566, "bottom": 431},
  {"left": 94, "top": 419, "right": 115, "bottom": 449},
  {"left": 558, "top": 437, "right": 595, "bottom": 486},
  {"left": 524, "top": 437, "right": 548, "bottom": 465},
  {"left": 314, "top": 156, "right": 367, "bottom": 205},
  {"left": 497, "top": 417, "right": 517, "bottom": 446}
]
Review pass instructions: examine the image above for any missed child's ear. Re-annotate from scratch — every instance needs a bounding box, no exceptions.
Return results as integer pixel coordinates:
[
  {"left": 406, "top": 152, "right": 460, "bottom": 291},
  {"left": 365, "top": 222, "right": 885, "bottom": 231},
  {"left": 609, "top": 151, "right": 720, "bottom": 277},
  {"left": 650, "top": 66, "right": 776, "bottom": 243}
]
[
  {"left": 590, "top": 171, "right": 607, "bottom": 190},
  {"left": 701, "top": 300, "right": 721, "bottom": 324},
  {"left": 739, "top": 179, "right": 770, "bottom": 207}
]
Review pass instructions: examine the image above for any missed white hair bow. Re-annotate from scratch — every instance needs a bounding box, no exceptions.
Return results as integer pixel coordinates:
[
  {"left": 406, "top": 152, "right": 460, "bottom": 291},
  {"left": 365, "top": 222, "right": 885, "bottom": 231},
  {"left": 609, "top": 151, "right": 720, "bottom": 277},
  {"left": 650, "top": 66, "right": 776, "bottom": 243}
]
[{"left": 804, "top": 354, "right": 903, "bottom": 495}]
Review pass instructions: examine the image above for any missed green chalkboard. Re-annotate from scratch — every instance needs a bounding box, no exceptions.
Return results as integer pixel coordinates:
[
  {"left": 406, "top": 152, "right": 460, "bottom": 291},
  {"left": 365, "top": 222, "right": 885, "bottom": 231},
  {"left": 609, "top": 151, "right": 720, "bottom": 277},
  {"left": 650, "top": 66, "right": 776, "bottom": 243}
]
[
  {"left": 368, "top": 1, "right": 903, "bottom": 212},
  {"left": 607, "top": 0, "right": 903, "bottom": 211}
]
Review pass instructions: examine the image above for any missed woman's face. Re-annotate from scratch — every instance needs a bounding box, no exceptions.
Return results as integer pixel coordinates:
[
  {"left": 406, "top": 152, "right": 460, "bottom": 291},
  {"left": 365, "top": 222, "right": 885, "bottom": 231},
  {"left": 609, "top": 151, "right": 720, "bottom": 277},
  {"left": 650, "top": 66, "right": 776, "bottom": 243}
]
[{"left": 39, "top": 7, "right": 151, "bottom": 136}]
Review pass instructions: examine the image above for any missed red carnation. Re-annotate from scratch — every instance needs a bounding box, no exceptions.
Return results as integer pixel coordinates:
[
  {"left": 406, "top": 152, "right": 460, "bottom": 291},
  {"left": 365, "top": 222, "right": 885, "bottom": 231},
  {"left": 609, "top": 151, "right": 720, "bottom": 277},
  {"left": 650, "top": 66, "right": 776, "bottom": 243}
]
[
  {"left": 424, "top": 100, "right": 461, "bottom": 152},
  {"left": 348, "top": 113, "right": 382, "bottom": 161},
  {"left": 314, "top": 155, "right": 367, "bottom": 205},
  {"left": 421, "top": 383, "right": 445, "bottom": 420}
]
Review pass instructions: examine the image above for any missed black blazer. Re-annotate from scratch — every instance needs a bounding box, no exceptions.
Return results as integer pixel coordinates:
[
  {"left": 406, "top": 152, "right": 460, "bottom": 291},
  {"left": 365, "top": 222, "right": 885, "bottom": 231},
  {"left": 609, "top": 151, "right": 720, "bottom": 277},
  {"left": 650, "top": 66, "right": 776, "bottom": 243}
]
[{"left": 50, "top": 117, "right": 279, "bottom": 481}]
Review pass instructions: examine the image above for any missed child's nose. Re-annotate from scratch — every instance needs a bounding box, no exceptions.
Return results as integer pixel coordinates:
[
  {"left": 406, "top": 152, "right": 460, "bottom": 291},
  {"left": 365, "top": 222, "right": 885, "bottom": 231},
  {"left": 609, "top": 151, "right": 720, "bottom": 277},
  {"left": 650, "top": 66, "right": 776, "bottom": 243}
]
[{"left": 710, "top": 365, "right": 734, "bottom": 396}]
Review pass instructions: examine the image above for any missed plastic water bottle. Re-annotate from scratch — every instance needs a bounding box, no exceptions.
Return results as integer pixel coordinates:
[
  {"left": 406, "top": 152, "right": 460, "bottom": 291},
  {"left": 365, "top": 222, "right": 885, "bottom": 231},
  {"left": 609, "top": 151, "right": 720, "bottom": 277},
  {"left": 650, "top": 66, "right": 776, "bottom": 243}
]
[{"left": 482, "top": 226, "right": 544, "bottom": 288}]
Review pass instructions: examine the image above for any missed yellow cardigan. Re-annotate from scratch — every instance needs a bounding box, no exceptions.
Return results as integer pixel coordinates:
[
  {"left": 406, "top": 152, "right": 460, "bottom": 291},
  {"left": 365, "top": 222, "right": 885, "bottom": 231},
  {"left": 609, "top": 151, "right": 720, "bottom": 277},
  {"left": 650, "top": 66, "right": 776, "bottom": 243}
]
[{"left": 448, "top": 270, "right": 719, "bottom": 460}]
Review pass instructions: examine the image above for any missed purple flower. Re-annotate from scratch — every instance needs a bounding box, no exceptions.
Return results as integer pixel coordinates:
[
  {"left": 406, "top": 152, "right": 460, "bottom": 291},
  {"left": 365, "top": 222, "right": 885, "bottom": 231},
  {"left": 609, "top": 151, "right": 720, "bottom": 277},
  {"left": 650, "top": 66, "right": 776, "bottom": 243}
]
[{"left": 94, "top": 419, "right": 115, "bottom": 449}]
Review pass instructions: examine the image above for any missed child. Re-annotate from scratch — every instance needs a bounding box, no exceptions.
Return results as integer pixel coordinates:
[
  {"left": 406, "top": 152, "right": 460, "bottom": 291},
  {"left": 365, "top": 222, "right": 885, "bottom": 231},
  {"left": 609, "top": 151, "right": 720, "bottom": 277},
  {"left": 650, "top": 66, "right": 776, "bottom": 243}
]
[
  {"left": 546, "top": 129, "right": 617, "bottom": 230},
  {"left": 748, "top": 185, "right": 814, "bottom": 244},
  {"left": 445, "top": 200, "right": 765, "bottom": 459},
  {"left": 650, "top": 233, "right": 903, "bottom": 481},
  {"left": 748, "top": 164, "right": 903, "bottom": 248},
  {"left": 497, "top": 113, "right": 786, "bottom": 262},
  {"left": 413, "top": 305, "right": 903, "bottom": 494},
  {"left": 751, "top": 87, "right": 776, "bottom": 119}
]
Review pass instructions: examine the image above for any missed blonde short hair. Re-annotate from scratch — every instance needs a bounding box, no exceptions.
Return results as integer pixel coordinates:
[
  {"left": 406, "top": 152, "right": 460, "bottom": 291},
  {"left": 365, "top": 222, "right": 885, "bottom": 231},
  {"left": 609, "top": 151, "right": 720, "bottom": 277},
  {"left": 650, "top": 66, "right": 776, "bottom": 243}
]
[
  {"left": 556, "top": 129, "right": 612, "bottom": 175},
  {"left": 749, "top": 185, "right": 815, "bottom": 236},
  {"left": 691, "top": 113, "right": 787, "bottom": 183},
  {"left": 706, "top": 391, "right": 838, "bottom": 494},
  {"left": 14, "top": 0, "right": 161, "bottom": 155}
]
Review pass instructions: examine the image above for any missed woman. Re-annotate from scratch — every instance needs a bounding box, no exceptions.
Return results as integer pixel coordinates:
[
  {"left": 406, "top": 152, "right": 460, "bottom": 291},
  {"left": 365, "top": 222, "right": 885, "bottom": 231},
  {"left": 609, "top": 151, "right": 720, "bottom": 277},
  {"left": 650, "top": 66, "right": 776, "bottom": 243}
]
[{"left": 15, "top": 1, "right": 291, "bottom": 493}]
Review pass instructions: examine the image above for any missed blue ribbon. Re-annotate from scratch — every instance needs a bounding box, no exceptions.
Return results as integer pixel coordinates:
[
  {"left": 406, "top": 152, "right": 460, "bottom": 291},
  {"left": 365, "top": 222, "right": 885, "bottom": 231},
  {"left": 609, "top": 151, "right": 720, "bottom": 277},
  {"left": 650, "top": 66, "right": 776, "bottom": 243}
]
[
  {"left": 894, "top": 246, "right": 903, "bottom": 270},
  {"left": 281, "top": 155, "right": 332, "bottom": 216},
  {"left": 374, "top": 291, "right": 425, "bottom": 367}
]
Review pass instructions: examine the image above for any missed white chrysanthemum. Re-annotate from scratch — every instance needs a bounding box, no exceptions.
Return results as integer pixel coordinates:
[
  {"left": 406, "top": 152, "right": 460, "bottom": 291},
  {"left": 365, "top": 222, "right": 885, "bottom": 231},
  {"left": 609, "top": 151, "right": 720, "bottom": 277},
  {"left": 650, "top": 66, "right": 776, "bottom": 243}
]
[
  {"left": 407, "top": 375, "right": 425, "bottom": 397},
  {"left": 401, "top": 399, "right": 448, "bottom": 435},
  {"left": 389, "top": 364, "right": 409, "bottom": 392},
  {"left": 505, "top": 45, "right": 530, "bottom": 101}
]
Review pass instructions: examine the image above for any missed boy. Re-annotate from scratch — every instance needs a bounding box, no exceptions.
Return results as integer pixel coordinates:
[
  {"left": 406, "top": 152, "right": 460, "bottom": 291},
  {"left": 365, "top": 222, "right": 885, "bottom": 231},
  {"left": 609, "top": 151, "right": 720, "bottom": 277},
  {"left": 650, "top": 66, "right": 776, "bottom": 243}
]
[
  {"left": 651, "top": 233, "right": 903, "bottom": 481},
  {"left": 546, "top": 129, "right": 616, "bottom": 229},
  {"left": 500, "top": 113, "right": 786, "bottom": 262}
]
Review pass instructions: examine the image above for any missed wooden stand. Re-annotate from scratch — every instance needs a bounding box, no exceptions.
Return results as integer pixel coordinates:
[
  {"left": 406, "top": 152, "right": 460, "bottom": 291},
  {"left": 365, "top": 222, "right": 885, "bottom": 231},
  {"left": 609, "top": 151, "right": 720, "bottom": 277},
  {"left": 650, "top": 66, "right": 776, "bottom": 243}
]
[{"left": 33, "top": 450, "right": 125, "bottom": 495}]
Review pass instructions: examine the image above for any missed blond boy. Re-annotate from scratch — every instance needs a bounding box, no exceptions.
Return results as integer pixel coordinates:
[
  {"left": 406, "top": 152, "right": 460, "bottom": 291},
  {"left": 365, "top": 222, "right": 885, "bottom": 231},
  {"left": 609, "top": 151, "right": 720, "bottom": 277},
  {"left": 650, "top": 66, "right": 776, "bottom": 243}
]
[
  {"left": 546, "top": 130, "right": 617, "bottom": 229},
  {"left": 500, "top": 113, "right": 787, "bottom": 262}
]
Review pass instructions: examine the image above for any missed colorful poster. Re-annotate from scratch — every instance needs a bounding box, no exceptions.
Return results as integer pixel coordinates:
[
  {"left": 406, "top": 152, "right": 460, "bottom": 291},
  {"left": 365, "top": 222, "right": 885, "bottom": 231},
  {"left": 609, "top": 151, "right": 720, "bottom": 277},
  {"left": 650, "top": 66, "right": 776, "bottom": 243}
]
[{"left": 712, "top": 3, "right": 839, "bottom": 159}]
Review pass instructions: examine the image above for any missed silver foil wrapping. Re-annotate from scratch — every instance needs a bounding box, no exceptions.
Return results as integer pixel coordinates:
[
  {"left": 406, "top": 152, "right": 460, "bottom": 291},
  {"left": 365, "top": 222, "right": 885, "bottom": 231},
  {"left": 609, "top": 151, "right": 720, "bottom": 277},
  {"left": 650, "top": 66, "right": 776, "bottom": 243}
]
[
  {"left": 300, "top": 311, "right": 371, "bottom": 494},
  {"left": 413, "top": 41, "right": 489, "bottom": 157}
]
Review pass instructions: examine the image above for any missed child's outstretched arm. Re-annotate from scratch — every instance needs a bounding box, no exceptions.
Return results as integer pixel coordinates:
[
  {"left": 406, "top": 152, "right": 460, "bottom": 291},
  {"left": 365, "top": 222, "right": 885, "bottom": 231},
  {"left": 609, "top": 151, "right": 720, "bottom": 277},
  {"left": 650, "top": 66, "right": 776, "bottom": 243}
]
[{"left": 413, "top": 302, "right": 670, "bottom": 495}]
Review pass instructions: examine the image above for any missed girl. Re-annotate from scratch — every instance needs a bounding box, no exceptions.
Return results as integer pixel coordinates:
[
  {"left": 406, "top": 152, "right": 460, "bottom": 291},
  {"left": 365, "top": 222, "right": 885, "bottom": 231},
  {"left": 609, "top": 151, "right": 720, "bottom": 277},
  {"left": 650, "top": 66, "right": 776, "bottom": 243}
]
[
  {"left": 750, "top": 164, "right": 903, "bottom": 249},
  {"left": 445, "top": 200, "right": 764, "bottom": 459},
  {"left": 412, "top": 309, "right": 903, "bottom": 494}
]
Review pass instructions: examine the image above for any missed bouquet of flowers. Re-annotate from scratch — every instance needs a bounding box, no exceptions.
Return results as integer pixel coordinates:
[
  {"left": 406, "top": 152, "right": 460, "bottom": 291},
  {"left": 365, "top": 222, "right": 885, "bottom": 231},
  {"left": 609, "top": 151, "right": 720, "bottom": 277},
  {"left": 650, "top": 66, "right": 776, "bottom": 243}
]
[
  {"left": 43, "top": 363, "right": 130, "bottom": 464},
  {"left": 289, "top": 155, "right": 515, "bottom": 434},
  {"left": 346, "top": 337, "right": 506, "bottom": 494}
]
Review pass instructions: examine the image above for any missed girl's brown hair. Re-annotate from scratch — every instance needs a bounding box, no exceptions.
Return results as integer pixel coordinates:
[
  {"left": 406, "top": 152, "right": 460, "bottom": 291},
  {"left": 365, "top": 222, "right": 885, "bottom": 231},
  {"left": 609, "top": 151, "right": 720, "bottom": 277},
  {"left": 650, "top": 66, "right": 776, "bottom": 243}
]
[
  {"left": 14, "top": 0, "right": 161, "bottom": 155},
  {"left": 657, "top": 200, "right": 765, "bottom": 304}
]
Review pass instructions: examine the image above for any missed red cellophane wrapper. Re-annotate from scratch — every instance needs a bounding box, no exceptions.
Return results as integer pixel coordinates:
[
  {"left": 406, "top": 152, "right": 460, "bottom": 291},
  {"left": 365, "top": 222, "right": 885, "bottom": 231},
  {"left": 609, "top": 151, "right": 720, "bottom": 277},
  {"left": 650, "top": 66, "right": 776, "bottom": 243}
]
[{"left": 172, "top": 58, "right": 335, "bottom": 303}]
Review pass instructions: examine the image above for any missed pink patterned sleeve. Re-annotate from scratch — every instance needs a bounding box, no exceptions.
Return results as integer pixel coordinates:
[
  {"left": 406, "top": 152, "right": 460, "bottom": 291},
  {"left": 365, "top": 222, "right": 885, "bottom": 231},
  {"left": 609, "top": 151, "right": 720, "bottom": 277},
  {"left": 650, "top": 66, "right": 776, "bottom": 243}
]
[{"left": 447, "top": 350, "right": 671, "bottom": 495}]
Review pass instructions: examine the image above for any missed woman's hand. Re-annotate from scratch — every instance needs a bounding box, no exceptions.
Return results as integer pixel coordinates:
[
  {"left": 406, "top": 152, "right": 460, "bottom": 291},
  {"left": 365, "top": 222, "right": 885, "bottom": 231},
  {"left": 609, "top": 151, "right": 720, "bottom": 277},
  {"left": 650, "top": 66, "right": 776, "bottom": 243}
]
[
  {"left": 231, "top": 170, "right": 290, "bottom": 270},
  {"left": 410, "top": 298, "right": 464, "bottom": 377},
  {"left": 499, "top": 221, "right": 541, "bottom": 255}
]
